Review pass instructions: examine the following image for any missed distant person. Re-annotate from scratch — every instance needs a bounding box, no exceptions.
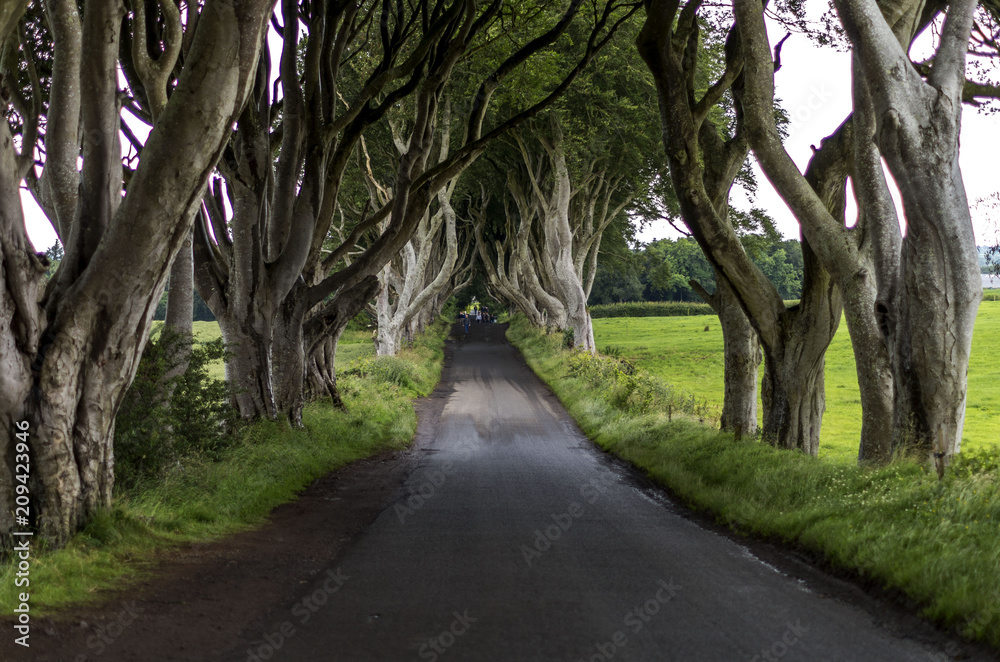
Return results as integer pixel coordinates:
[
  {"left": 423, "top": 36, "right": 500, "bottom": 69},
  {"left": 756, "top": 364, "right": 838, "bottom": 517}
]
[
  {"left": 464, "top": 312, "right": 470, "bottom": 334},
  {"left": 476, "top": 310, "right": 482, "bottom": 323}
]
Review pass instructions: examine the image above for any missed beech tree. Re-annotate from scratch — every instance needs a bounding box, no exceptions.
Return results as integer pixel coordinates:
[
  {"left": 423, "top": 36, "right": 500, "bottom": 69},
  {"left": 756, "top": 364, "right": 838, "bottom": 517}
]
[
  {"left": 363, "top": 110, "right": 476, "bottom": 356},
  {"left": 734, "top": 0, "right": 992, "bottom": 467},
  {"left": 474, "top": 22, "right": 660, "bottom": 352},
  {"left": 474, "top": 120, "right": 639, "bottom": 351},
  {"left": 832, "top": 0, "right": 983, "bottom": 468},
  {"left": 638, "top": 4, "right": 844, "bottom": 452},
  {"left": 194, "top": 0, "right": 472, "bottom": 422},
  {"left": 729, "top": 3, "right": 932, "bottom": 461},
  {"left": 0, "top": 0, "right": 274, "bottom": 546}
]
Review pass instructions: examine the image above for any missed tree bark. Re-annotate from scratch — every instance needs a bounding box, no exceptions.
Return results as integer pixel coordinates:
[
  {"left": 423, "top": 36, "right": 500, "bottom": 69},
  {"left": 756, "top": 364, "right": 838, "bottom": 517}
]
[
  {"left": 164, "top": 230, "right": 195, "bottom": 378},
  {"left": 737, "top": 2, "right": 898, "bottom": 462},
  {"left": 165, "top": 232, "right": 194, "bottom": 335},
  {"left": 273, "top": 295, "right": 308, "bottom": 426},
  {"left": 216, "top": 308, "right": 276, "bottom": 420},
  {"left": 692, "top": 274, "right": 761, "bottom": 436},
  {"left": 834, "top": 0, "right": 982, "bottom": 469}
]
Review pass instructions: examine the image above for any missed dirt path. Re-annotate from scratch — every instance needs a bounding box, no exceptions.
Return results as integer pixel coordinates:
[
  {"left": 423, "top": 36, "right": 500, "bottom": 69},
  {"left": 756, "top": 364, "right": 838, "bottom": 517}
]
[{"left": 2, "top": 322, "right": 993, "bottom": 661}]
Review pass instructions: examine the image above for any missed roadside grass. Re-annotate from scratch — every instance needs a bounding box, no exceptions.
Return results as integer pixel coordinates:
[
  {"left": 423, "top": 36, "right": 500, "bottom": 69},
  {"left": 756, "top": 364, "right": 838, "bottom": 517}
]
[
  {"left": 508, "top": 315, "right": 1000, "bottom": 649},
  {"left": 593, "top": 301, "right": 1000, "bottom": 462},
  {"left": 0, "top": 318, "right": 448, "bottom": 615}
]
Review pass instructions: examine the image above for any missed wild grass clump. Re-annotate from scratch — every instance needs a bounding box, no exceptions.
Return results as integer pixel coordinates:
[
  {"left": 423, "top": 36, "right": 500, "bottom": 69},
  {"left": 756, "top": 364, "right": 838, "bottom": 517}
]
[
  {"left": 508, "top": 317, "right": 716, "bottom": 423},
  {"left": 566, "top": 351, "right": 714, "bottom": 420},
  {"left": 507, "top": 313, "right": 1000, "bottom": 650},
  {"left": 342, "top": 318, "right": 448, "bottom": 397},
  {"left": 348, "top": 355, "right": 421, "bottom": 390}
]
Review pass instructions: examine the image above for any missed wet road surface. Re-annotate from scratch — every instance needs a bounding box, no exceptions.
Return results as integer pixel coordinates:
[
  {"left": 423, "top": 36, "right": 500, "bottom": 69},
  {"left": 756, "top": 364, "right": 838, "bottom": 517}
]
[{"left": 226, "top": 322, "right": 980, "bottom": 661}]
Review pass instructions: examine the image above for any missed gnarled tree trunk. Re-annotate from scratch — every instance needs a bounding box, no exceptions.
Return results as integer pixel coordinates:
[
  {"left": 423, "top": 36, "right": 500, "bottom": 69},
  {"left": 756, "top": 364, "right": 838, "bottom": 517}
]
[
  {"left": 639, "top": 5, "right": 842, "bottom": 453},
  {"left": 834, "top": 0, "right": 981, "bottom": 469},
  {"left": 692, "top": 274, "right": 761, "bottom": 436},
  {"left": 0, "top": 0, "right": 272, "bottom": 546},
  {"left": 305, "top": 276, "right": 381, "bottom": 408}
]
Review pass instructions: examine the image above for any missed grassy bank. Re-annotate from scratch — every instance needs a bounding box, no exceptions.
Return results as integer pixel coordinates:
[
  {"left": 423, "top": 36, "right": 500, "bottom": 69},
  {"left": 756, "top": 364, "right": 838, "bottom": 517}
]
[
  {"left": 0, "top": 318, "right": 448, "bottom": 615},
  {"left": 507, "top": 315, "right": 1000, "bottom": 648}
]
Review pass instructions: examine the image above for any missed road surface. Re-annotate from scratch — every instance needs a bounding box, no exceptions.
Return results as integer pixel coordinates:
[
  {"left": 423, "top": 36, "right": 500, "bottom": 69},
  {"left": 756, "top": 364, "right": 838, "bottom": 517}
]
[{"left": 222, "top": 322, "right": 976, "bottom": 662}]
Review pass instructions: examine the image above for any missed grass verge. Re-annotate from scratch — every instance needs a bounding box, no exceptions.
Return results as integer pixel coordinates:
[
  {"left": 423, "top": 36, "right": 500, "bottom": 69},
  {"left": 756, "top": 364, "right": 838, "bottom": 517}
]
[
  {"left": 0, "top": 318, "right": 449, "bottom": 615},
  {"left": 507, "top": 314, "right": 1000, "bottom": 649}
]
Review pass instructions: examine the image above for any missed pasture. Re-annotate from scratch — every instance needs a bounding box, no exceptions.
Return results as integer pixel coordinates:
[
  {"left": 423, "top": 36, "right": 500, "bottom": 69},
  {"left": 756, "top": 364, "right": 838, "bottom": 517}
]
[{"left": 593, "top": 301, "right": 1000, "bottom": 462}]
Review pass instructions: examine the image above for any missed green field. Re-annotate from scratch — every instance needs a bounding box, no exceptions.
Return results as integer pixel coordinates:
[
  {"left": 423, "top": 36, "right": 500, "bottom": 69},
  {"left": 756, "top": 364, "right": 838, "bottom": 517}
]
[{"left": 593, "top": 301, "right": 1000, "bottom": 463}]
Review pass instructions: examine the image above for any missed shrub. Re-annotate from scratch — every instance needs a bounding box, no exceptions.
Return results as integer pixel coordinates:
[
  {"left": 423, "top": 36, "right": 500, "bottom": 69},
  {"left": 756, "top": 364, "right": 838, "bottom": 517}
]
[
  {"left": 114, "top": 330, "right": 236, "bottom": 494},
  {"left": 562, "top": 328, "right": 575, "bottom": 349}
]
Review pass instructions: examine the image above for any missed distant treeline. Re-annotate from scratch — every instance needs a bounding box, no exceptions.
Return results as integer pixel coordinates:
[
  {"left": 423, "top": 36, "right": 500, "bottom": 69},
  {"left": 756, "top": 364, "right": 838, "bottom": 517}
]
[
  {"left": 590, "top": 236, "right": 803, "bottom": 306},
  {"left": 590, "top": 301, "right": 714, "bottom": 318}
]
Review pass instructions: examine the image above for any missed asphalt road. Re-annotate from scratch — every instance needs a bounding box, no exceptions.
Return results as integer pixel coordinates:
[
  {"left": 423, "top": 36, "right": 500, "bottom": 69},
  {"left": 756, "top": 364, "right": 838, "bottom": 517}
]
[{"left": 226, "top": 322, "right": 978, "bottom": 662}]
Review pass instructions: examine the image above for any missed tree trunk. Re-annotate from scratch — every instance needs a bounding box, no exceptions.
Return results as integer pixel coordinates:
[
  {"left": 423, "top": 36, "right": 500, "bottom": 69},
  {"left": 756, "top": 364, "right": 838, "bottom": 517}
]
[
  {"left": 164, "top": 229, "right": 194, "bottom": 379},
  {"left": 841, "top": 273, "right": 895, "bottom": 463},
  {"left": 760, "top": 241, "right": 841, "bottom": 455},
  {"left": 563, "top": 293, "right": 595, "bottom": 352},
  {"left": 833, "top": 0, "right": 982, "bottom": 469},
  {"left": 693, "top": 275, "right": 761, "bottom": 436},
  {"left": 306, "top": 332, "right": 346, "bottom": 409},
  {"left": 374, "top": 262, "right": 403, "bottom": 356},
  {"left": 892, "top": 179, "right": 981, "bottom": 461},
  {"left": 304, "top": 276, "right": 382, "bottom": 409},
  {"left": 272, "top": 295, "right": 308, "bottom": 426},
  {"left": 760, "top": 345, "right": 824, "bottom": 456},
  {"left": 0, "top": 120, "right": 45, "bottom": 542},
  {"left": 217, "top": 310, "right": 276, "bottom": 420},
  {"left": 165, "top": 231, "right": 194, "bottom": 333}
]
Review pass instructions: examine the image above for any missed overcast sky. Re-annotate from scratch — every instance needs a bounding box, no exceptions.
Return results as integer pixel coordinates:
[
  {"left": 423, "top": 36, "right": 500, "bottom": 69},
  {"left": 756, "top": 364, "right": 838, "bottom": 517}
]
[{"left": 19, "top": 8, "right": 1000, "bottom": 252}]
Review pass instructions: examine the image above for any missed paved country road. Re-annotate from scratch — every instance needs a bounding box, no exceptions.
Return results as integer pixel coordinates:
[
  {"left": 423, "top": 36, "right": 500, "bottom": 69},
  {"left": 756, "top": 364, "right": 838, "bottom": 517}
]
[
  {"left": 224, "top": 323, "right": 988, "bottom": 662},
  {"left": 4, "top": 322, "right": 992, "bottom": 661}
]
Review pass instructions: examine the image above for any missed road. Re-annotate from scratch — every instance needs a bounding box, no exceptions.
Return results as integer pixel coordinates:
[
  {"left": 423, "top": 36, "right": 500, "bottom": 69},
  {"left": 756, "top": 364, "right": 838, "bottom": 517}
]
[{"left": 222, "top": 321, "right": 974, "bottom": 662}]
